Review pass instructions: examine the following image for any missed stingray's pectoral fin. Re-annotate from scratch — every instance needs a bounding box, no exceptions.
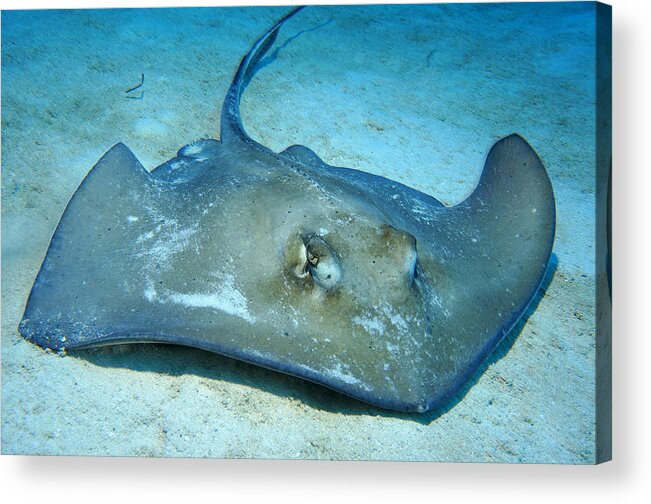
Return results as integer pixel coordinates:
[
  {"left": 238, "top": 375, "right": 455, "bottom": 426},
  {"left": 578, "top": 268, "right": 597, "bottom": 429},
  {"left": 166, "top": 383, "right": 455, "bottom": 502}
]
[
  {"left": 457, "top": 133, "right": 555, "bottom": 296},
  {"left": 422, "top": 134, "right": 555, "bottom": 410},
  {"left": 19, "top": 143, "right": 167, "bottom": 351},
  {"left": 421, "top": 135, "right": 555, "bottom": 408},
  {"left": 461, "top": 134, "right": 555, "bottom": 242}
]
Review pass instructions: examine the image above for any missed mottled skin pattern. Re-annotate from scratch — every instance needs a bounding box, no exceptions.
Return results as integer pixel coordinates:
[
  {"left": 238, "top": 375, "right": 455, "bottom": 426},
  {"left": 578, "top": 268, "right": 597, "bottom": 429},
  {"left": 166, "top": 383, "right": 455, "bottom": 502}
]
[{"left": 18, "top": 7, "right": 555, "bottom": 412}]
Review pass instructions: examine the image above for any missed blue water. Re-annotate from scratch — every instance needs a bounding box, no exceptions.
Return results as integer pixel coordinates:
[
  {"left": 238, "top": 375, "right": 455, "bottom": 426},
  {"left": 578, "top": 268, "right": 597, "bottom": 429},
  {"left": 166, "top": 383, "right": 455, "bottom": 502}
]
[{"left": 1, "top": 3, "right": 601, "bottom": 462}]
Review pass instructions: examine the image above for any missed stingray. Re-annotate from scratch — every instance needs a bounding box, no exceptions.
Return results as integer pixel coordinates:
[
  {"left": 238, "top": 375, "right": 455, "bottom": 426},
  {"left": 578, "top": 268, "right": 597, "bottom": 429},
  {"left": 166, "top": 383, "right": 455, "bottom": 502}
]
[{"left": 18, "top": 7, "right": 555, "bottom": 413}]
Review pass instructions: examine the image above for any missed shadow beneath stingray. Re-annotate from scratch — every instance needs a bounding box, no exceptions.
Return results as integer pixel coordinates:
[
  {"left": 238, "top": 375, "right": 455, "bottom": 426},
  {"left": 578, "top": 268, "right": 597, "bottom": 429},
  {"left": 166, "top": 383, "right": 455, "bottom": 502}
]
[
  {"left": 75, "top": 342, "right": 388, "bottom": 418},
  {"left": 75, "top": 253, "right": 559, "bottom": 424}
]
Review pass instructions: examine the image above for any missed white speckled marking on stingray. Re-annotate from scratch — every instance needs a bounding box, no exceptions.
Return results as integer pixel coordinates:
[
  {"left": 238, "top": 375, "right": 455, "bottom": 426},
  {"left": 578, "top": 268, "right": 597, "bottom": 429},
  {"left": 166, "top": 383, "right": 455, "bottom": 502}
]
[{"left": 166, "top": 273, "right": 255, "bottom": 323}]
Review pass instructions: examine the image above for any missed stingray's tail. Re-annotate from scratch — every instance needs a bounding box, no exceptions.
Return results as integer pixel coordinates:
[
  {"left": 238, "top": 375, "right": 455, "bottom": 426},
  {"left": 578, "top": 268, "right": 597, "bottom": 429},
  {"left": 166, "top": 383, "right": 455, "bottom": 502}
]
[{"left": 220, "top": 6, "right": 305, "bottom": 146}]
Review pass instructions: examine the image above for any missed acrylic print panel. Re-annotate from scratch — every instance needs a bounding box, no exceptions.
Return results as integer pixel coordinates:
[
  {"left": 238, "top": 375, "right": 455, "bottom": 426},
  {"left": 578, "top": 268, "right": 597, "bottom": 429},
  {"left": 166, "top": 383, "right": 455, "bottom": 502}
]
[{"left": 1, "top": 2, "right": 611, "bottom": 462}]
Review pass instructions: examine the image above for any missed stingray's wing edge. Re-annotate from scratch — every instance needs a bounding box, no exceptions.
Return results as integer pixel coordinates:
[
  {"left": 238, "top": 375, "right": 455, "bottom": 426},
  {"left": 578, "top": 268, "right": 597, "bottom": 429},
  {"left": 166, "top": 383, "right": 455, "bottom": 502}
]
[
  {"left": 421, "top": 134, "right": 556, "bottom": 412},
  {"left": 18, "top": 143, "right": 165, "bottom": 351}
]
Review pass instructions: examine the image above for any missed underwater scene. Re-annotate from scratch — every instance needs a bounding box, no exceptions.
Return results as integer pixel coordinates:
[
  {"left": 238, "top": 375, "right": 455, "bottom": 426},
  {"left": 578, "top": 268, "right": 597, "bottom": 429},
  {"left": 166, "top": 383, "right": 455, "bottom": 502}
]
[{"left": 2, "top": 3, "right": 604, "bottom": 462}]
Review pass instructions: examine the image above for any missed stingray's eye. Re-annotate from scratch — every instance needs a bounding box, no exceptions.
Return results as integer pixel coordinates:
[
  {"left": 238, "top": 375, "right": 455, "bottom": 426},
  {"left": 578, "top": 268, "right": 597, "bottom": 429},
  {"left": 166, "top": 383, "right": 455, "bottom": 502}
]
[
  {"left": 304, "top": 235, "right": 342, "bottom": 289},
  {"left": 378, "top": 224, "right": 418, "bottom": 282}
]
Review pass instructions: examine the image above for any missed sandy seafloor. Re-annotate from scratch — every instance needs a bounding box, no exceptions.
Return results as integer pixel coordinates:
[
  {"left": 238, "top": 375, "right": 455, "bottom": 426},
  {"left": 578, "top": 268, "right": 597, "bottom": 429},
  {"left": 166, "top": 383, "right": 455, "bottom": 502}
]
[{"left": 1, "top": 3, "right": 600, "bottom": 462}]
